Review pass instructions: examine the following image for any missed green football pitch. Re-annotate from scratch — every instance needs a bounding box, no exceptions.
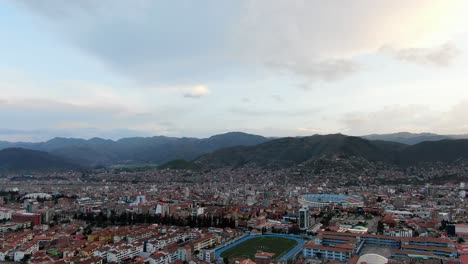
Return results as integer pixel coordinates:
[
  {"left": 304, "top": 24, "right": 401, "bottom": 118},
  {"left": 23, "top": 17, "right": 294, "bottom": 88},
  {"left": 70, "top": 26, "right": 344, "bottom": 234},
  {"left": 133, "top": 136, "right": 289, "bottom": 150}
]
[{"left": 220, "top": 237, "right": 298, "bottom": 261}]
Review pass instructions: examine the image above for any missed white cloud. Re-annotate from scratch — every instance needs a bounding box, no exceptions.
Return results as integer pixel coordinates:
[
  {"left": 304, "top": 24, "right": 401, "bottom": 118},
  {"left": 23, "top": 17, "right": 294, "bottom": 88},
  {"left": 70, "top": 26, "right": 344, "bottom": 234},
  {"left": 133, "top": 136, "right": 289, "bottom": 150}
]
[
  {"left": 228, "top": 107, "right": 318, "bottom": 117},
  {"left": 234, "top": 0, "right": 468, "bottom": 80},
  {"left": 183, "top": 85, "right": 210, "bottom": 98},
  {"left": 14, "top": 0, "right": 468, "bottom": 84},
  {"left": 13, "top": 0, "right": 237, "bottom": 85},
  {"left": 381, "top": 43, "right": 461, "bottom": 67},
  {"left": 297, "top": 127, "right": 331, "bottom": 135},
  {"left": 341, "top": 101, "right": 468, "bottom": 135},
  {"left": 52, "top": 122, "right": 93, "bottom": 130}
]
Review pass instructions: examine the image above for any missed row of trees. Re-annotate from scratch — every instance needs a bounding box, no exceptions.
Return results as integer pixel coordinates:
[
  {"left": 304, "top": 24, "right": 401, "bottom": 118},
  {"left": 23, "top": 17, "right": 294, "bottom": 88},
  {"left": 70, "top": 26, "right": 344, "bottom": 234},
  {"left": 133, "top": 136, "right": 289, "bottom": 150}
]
[{"left": 74, "top": 211, "right": 237, "bottom": 229}]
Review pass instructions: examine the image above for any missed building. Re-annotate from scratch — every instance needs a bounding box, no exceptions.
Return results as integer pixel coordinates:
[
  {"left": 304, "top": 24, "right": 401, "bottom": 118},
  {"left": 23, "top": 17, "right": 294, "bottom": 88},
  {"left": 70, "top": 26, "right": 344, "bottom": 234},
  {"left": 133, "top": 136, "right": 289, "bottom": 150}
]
[
  {"left": 0, "top": 208, "right": 12, "bottom": 220},
  {"left": 11, "top": 212, "right": 41, "bottom": 226},
  {"left": 200, "top": 249, "right": 216, "bottom": 262},
  {"left": 192, "top": 233, "right": 218, "bottom": 252},
  {"left": 298, "top": 194, "right": 364, "bottom": 209},
  {"left": 130, "top": 195, "right": 147, "bottom": 206},
  {"left": 306, "top": 231, "right": 459, "bottom": 262},
  {"left": 24, "top": 200, "right": 39, "bottom": 213},
  {"left": 0, "top": 246, "right": 14, "bottom": 262},
  {"left": 106, "top": 243, "right": 143, "bottom": 263},
  {"left": 299, "top": 207, "right": 309, "bottom": 230},
  {"left": 177, "top": 245, "right": 192, "bottom": 262},
  {"left": 155, "top": 203, "right": 170, "bottom": 216},
  {"left": 303, "top": 243, "right": 354, "bottom": 262},
  {"left": 383, "top": 228, "right": 413, "bottom": 237},
  {"left": 255, "top": 251, "right": 275, "bottom": 264},
  {"left": 456, "top": 224, "right": 468, "bottom": 238},
  {"left": 14, "top": 242, "right": 39, "bottom": 262},
  {"left": 400, "top": 237, "right": 457, "bottom": 259}
]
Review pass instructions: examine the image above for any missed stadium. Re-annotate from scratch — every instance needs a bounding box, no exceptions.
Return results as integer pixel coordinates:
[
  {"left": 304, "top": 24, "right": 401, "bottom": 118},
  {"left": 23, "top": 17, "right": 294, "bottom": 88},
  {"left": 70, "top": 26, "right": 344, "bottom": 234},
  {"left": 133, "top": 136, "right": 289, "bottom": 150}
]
[{"left": 298, "top": 194, "right": 364, "bottom": 208}]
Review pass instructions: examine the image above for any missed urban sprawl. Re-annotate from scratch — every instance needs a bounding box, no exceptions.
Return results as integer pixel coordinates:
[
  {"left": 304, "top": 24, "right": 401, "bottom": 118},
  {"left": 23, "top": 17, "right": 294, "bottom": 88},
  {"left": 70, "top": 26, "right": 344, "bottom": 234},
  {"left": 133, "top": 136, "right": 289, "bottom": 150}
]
[{"left": 1, "top": 166, "right": 468, "bottom": 264}]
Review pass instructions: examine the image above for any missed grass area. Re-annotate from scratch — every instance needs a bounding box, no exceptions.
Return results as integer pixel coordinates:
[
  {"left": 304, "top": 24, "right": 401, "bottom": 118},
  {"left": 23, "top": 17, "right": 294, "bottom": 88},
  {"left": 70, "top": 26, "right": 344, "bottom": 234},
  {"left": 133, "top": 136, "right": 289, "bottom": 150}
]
[
  {"left": 110, "top": 163, "right": 159, "bottom": 171},
  {"left": 220, "top": 237, "right": 298, "bottom": 261}
]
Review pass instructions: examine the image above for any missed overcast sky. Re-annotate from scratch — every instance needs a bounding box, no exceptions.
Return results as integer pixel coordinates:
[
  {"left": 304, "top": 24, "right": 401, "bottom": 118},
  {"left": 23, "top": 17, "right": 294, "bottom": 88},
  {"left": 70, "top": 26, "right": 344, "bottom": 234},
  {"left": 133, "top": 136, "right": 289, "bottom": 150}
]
[{"left": 1, "top": 0, "right": 468, "bottom": 141}]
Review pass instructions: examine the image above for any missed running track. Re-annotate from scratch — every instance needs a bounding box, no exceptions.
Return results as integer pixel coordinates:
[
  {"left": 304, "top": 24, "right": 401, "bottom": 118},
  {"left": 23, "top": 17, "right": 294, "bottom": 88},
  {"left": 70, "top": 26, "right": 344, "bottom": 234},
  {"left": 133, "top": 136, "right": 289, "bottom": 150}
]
[{"left": 214, "top": 233, "right": 308, "bottom": 261}]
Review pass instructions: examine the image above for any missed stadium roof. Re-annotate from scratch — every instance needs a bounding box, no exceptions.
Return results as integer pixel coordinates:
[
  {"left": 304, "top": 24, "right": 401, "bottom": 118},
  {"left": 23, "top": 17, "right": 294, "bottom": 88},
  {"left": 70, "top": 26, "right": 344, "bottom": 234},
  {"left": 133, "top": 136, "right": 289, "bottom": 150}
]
[{"left": 301, "top": 194, "right": 363, "bottom": 203}]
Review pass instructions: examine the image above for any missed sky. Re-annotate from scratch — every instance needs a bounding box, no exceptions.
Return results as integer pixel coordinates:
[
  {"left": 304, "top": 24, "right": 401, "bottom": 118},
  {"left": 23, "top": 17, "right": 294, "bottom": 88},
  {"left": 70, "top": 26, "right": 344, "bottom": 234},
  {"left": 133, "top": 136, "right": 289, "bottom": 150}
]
[{"left": 1, "top": 0, "right": 468, "bottom": 142}]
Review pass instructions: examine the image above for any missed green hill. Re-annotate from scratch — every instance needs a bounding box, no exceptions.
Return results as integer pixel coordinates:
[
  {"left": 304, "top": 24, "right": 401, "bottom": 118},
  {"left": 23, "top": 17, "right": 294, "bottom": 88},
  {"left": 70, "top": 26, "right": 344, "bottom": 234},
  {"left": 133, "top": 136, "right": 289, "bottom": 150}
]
[
  {"left": 195, "top": 134, "right": 468, "bottom": 168},
  {"left": 0, "top": 148, "right": 78, "bottom": 172}
]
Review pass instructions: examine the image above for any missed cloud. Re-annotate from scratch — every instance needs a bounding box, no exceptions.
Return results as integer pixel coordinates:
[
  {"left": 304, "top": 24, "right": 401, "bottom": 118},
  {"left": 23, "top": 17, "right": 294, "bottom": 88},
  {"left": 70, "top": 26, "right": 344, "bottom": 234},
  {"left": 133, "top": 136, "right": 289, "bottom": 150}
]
[
  {"left": 14, "top": 0, "right": 239, "bottom": 85},
  {"left": 228, "top": 107, "right": 318, "bottom": 117},
  {"left": 382, "top": 43, "right": 461, "bottom": 66},
  {"left": 270, "top": 95, "right": 284, "bottom": 102},
  {"left": 0, "top": 70, "right": 149, "bottom": 116},
  {"left": 341, "top": 101, "right": 468, "bottom": 135},
  {"left": 0, "top": 129, "right": 52, "bottom": 142},
  {"left": 183, "top": 85, "right": 210, "bottom": 98},
  {"left": 0, "top": 128, "right": 42, "bottom": 136},
  {"left": 235, "top": 0, "right": 468, "bottom": 80},
  {"left": 14, "top": 1, "right": 468, "bottom": 84},
  {"left": 0, "top": 96, "right": 189, "bottom": 140},
  {"left": 0, "top": 70, "right": 212, "bottom": 140},
  {"left": 297, "top": 127, "right": 331, "bottom": 135},
  {"left": 268, "top": 59, "right": 358, "bottom": 82},
  {"left": 241, "top": 97, "right": 252, "bottom": 103},
  {"left": 342, "top": 105, "right": 433, "bottom": 135},
  {"left": 52, "top": 122, "right": 93, "bottom": 130},
  {"left": 0, "top": 97, "right": 128, "bottom": 115}
]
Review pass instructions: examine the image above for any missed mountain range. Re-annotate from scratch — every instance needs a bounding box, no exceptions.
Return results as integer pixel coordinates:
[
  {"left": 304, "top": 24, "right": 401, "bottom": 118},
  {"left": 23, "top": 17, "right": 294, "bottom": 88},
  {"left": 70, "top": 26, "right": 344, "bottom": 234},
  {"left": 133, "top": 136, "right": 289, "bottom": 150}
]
[
  {"left": 195, "top": 134, "right": 468, "bottom": 168},
  {"left": 0, "top": 132, "right": 269, "bottom": 168},
  {"left": 2, "top": 132, "right": 468, "bottom": 172},
  {"left": 195, "top": 134, "right": 405, "bottom": 168}
]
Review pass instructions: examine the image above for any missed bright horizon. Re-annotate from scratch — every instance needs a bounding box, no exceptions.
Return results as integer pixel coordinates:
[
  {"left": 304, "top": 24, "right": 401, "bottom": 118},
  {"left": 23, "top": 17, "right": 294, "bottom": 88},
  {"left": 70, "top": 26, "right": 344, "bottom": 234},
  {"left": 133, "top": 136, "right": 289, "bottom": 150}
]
[
  {"left": 2, "top": 1, "right": 468, "bottom": 142},
  {"left": 0, "top": 131, "right": 465, "bottom": 144}
]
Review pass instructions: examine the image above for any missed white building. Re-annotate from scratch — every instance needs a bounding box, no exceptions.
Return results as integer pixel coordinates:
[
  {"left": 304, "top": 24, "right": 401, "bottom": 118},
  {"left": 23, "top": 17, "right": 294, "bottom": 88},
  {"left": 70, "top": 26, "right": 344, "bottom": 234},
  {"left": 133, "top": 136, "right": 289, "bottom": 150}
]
[
  {"left": 384, "top": 228, "right": 413, "bottom": 237},
  {"left": 303, "top": 244, "right": 353, "bottom": 262},
  {"left": 299, "top": 194, "right": 364, "bottom": 209},
  {"left": 14, "top": 242, "right": 39, "bottom": 262},
  {"left": 0, "top": 208, "right": 13, "bottom": 220},
  {"left": 456, "top": 224, "right": 468, "bottom": 237},
  {"left": 106, "top": 243, "right": 143, "bottom": 263},
  {"left": 299, "top": 208, "right": 309, "bottom": 230}
]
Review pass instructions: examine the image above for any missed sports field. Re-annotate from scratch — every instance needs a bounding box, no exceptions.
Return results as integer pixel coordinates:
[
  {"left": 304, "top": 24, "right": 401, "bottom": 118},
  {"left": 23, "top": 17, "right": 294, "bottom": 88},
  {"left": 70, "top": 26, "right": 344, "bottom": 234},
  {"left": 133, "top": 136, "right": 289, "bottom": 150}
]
[{"left": 220, "top": 236, "right": 298, "bottom": 261}]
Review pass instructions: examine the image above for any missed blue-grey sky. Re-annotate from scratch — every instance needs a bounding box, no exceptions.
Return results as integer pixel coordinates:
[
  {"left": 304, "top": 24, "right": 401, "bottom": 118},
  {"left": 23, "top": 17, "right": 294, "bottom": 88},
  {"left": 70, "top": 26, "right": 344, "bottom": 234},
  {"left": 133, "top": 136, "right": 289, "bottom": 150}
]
[{"left": 1, "top": 0, "right": 468, "bottom": 141}]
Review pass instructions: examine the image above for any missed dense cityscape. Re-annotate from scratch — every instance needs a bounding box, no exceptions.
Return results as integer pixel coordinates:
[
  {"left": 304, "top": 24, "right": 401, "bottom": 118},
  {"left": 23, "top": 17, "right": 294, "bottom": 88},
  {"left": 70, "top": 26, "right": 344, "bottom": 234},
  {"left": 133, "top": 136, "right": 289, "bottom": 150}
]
[{"left": 1, "top": 162, "right": 468, "bottom": 264}]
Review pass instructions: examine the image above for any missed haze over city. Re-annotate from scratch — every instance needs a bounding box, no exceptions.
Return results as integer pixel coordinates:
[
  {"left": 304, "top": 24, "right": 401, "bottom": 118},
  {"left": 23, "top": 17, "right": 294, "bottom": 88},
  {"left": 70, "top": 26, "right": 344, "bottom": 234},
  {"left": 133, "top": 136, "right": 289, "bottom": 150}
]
[{"left": 1, "top": 1, "right": 468, "bottom": 142}]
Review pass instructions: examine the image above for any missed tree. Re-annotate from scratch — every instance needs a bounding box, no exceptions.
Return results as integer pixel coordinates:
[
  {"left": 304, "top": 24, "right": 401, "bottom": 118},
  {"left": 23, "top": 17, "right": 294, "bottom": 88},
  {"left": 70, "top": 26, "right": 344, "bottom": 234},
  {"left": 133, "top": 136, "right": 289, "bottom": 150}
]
[
  {"left": 21, "top": 254, "right": 31, "bottom": 263},
  {"left": 289, "top": 226, "right": 301, "bottom": 234},
  {"left": 377, "top": 221, "right": 384, "bottom": 234},
  {"left": 53, "top": 214, "right": 60, "bottom": 223},
  {"left": 441, "top": 220, "right": 448, "bottom": 231}
]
